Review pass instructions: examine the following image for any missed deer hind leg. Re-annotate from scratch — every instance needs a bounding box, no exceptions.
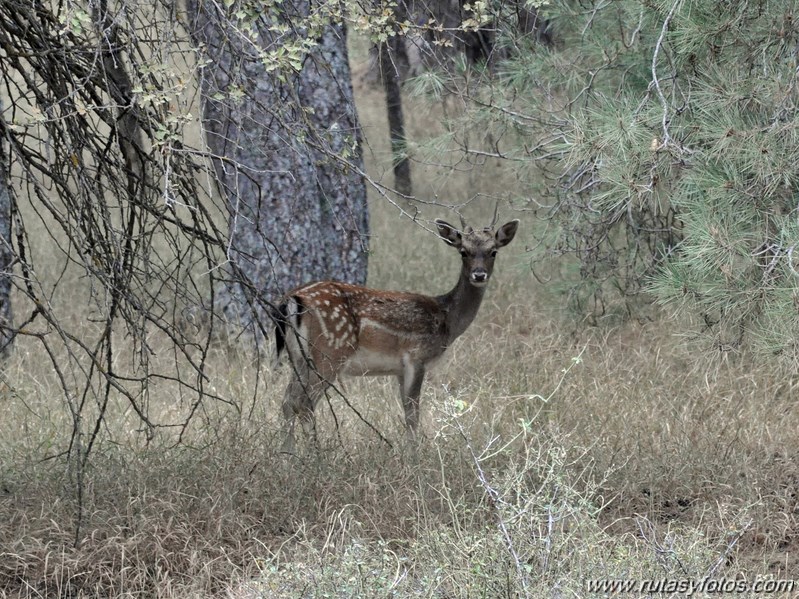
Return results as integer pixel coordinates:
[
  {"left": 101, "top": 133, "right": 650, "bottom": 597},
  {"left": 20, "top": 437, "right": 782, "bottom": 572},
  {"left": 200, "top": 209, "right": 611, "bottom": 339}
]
[
  {"left": 399, "top": 357, "right": 426, "bottom": 438},
  {"left": 281, "top": 356, "right": 332, "bottom": 453},
  {"left": 281, "top": 352, "right": 343, "bottom": 453},
  {"left": 279, "top": 298, "right": 333, "bottom": 453}
]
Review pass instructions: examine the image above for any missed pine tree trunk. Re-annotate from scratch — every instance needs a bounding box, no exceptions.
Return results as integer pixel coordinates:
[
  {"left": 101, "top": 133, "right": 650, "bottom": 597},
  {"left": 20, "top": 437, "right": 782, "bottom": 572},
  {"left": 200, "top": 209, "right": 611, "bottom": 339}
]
[{"left": 187, "top": 1, "right": 369, "bottom": 336}]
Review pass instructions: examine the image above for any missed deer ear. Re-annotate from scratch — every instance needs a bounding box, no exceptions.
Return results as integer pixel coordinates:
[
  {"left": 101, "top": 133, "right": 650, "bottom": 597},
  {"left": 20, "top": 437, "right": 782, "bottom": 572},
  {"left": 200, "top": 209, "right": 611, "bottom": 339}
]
[
  {"left": 495, "top": 220, "right": 519, "bottom": 248},
  {"left": 435, "top": 219, "right": 462, "bottom": 246}
]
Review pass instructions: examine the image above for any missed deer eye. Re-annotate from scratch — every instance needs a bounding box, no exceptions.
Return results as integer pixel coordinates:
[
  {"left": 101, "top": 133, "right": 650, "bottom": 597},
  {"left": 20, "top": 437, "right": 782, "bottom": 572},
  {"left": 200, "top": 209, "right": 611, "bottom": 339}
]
[
  {"left": 459, "top": 248, "right": 468, "bottom": 257},
  {"left": 490, "top": 249, "right": 498, "bottom": 258}
]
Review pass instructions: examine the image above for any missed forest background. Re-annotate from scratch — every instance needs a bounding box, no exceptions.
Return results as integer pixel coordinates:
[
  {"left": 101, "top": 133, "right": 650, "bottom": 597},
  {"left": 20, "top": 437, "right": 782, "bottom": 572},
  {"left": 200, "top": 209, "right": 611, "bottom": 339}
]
[{"left": 1, "top": 0, "right": 799, "bottom": 596}]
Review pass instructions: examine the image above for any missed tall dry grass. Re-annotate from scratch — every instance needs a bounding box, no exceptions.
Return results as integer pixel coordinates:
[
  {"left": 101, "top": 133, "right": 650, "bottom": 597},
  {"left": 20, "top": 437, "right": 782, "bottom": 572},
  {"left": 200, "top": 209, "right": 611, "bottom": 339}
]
[{"left": 0, "top": 35, "right": 798, "bottom": 599}]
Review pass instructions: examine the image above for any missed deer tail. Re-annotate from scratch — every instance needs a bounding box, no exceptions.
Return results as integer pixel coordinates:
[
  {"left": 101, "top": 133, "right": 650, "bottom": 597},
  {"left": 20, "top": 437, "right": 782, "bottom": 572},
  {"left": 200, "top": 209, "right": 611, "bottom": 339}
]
[{"left": 272, "top": 296, "right": 303, "bottom": 363}]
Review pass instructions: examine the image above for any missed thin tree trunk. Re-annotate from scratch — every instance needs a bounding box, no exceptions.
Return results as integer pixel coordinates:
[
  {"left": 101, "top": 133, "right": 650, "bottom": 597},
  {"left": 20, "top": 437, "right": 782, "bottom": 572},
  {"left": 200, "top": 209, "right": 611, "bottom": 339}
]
[
  {"left": 379, "top": 11, "right": 412, "bottom": 198},
  {"left": 187, "top": 0, "right": 369, "bottom": 338},
  {"left": 0, "top": 99, "right": 12, "bottom": 357}
]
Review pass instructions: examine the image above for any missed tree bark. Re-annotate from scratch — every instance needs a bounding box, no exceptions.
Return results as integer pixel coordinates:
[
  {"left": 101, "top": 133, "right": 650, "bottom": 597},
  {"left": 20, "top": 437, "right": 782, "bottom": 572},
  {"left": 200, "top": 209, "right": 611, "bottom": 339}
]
[{"left": 187, "top": 0, "right": 369, "bottom": 337}]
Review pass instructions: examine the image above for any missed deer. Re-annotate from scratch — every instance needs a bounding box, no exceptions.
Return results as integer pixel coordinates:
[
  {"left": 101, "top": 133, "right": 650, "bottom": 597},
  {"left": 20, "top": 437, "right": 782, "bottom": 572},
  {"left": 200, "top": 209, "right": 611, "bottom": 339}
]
[{"left": 273, "top": 213, "right": 519, "bottom": 452}]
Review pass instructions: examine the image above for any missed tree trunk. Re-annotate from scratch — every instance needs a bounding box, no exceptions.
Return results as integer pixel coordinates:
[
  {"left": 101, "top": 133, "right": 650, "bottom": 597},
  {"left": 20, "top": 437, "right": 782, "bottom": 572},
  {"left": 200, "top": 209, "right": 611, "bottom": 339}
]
[
  {"left": 379, "top": 4, "right": 412, "bottom": 198},
  {"left": 187, "top": 0, "right": 369, "bottom": 337},
  {"left": 0, "top": 99, "right": 12, "bottom": 356}
]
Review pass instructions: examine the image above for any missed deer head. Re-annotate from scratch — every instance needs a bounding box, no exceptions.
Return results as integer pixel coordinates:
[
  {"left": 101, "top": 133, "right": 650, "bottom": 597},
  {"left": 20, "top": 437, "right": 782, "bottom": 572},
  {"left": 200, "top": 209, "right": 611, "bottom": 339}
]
[{"left": 435, "top": 217, "right": 519, "bottom": 287}]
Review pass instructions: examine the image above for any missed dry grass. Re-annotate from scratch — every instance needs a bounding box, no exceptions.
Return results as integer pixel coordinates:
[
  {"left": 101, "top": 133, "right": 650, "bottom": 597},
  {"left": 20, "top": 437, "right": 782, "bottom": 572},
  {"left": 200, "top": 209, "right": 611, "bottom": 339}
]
[{"left": 1, "top": 36, "right": 799, "bottom": 599}]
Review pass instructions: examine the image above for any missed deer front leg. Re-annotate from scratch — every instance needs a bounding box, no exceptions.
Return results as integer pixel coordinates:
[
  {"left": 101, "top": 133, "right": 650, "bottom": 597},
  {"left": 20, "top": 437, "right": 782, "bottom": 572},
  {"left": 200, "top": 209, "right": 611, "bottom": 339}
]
[{"left": 399, "top": 358, "right": 426, "bottom": 436}]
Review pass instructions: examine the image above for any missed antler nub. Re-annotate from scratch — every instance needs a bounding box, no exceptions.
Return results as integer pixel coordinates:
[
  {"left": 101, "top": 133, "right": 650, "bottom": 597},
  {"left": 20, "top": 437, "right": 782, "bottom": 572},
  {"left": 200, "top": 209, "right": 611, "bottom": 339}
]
[
  {"left": 489, "top": 200, "right": 500, "bottom": 229},
  {"left": 458, "top": 213, "right": 472, "bottom": 233}
]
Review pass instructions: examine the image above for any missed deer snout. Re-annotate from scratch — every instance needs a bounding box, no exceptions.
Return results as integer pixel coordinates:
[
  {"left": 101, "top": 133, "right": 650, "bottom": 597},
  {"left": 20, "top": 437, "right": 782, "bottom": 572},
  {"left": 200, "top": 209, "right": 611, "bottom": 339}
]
[{"left": 470, "top": 269, "right": 489, "bottom": 285}]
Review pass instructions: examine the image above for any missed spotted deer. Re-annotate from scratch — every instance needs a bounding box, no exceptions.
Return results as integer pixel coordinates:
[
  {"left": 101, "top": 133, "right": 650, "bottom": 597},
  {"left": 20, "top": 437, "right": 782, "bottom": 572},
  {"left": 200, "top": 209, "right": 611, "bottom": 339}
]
[{"left": 273, "top": 215, "right": 519, "bottom": 451}]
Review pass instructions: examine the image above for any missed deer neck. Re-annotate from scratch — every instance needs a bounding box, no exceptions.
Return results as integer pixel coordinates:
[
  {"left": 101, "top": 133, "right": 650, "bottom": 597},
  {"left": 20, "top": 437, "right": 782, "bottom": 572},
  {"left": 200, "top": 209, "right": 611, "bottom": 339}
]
[{"left": 439, "top": 272, "right": 487, "bottom": 343}]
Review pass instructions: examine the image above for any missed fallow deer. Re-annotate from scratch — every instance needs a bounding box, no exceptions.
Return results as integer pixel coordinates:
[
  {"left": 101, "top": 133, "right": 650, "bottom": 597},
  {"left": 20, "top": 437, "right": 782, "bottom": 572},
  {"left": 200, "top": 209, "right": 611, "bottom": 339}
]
[{"left": 273, "top": 214, "right": 519, "bottom": 451}]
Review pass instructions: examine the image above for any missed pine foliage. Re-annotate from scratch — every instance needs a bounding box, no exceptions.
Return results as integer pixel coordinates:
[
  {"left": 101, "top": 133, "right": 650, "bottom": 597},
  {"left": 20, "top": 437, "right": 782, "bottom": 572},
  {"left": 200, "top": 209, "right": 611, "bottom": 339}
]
[{"left": 429, "top": 0, "right": 799, "bottom": 357}]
